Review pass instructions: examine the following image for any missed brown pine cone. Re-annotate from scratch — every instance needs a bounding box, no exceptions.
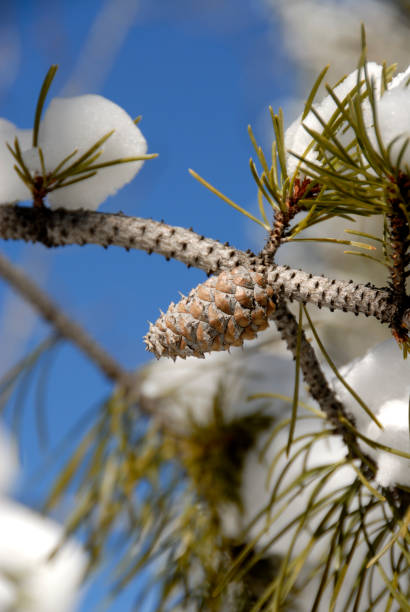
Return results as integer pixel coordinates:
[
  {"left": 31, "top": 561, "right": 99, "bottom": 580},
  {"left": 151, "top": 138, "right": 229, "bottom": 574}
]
[{"left": 144, "top": 266, "right": 277, "bottom": 360}]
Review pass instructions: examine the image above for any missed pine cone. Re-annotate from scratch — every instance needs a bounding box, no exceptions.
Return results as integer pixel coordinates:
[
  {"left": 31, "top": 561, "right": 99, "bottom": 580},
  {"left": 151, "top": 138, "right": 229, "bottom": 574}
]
[{"left": 144, "top": 266, "right": 277, "bottom": 359}]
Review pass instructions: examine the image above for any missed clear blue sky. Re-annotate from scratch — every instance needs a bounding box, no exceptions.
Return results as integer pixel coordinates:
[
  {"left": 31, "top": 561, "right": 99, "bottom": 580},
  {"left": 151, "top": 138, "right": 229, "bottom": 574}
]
[{"left": 0, "top": 1, "right": 297, "bottom": 609}]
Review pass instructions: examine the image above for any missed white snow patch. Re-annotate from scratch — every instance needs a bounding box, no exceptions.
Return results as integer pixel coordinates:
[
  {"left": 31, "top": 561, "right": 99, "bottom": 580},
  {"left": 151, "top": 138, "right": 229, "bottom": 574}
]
[
  {"left": 0, "top": 422, "right": 87, "bottom": 611},
  {"left": 235, "top": 422, "right": 356, "bottom": 560},
  {"left": 333, "top": 339, "right": 410, "bottom": 488},
  {"left": 30, "top": 95, "right": 147, "bottom": 210},
  {"left": 140, "top": 331, "right": 294, "bottom": 428},
  {"left": 369, "top": 70, "right": 410, "bottom": 170},
  {"left": 0, "top": 120, "right": 32, "bottom": 204},
  {"left": 284, "top": 62, "right": 383, "bottom": 176},
  {"left": 0, "top": 498, "right": 87, "bottom": 612},
  {"left": 0, "top": 94, "right": 148, "bottom": 210},
  {"left": 0, "top": 424, "right": 18, "bottom": 494}
]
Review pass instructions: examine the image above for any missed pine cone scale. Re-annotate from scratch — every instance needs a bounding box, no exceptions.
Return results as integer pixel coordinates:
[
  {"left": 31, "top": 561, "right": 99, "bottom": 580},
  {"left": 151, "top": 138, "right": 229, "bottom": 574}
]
[
  {"left": 207, "top": 303, "right": 228, "bottom": 333},
  {"left": 234, "top": 285, "right": 254, "bottom": 308},
  {"left": 214, "top": 291, "right": 234, "bottom": 314}
]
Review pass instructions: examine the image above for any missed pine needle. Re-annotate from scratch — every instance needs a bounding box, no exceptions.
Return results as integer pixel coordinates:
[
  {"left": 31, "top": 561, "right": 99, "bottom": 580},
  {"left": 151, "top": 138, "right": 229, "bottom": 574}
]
[
  {"left": 33, "top": 65, "right": 58, "bottom": 147},
  {"left": 189, "top": 168, "right": 270, "bottom": 229},
  {"left": 303, "top": 305, "right": 383, "bottom": 429}
]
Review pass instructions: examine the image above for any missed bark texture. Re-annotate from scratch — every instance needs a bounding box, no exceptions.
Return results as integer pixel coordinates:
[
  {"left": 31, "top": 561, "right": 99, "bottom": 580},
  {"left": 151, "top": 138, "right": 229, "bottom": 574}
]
[{"left": 0, "top": 205, "right": 399, "bottom": 327}]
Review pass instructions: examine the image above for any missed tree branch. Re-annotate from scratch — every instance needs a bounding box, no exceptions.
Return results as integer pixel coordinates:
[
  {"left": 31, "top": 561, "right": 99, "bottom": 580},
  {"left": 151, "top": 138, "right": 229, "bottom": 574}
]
[
  {"left": 265, "top": 266, "right": 395, "bottom": 324},
  {"left": 272, "top": 301, "right": 375, "bottom": 476},
  {"left": 0, "top": 252, "right": 128, "bottom": 385},
  {"left": 0, "top": 205, "right": 249, "bottom": 272},
  {"left": 0, "top": 205, "right": 401, "bottom": 328},
  {"left": 0, "top": 205, "right": 381, "bottom": 473},
  {"left": 260, "top": 193, "right": 374, "bottom": 475},
  {"left": 0, "top": 253, "right": 194, "bottom": 429}
]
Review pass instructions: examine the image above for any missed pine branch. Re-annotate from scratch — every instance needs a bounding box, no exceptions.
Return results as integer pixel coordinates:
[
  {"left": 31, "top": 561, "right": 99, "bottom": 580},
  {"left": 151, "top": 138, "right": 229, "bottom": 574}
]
[
  {"left": 0, "top": 251, "right": 128, "bottom": 385},
  {"left": 260, "top": 189, "right": 375, "bottom": 476},
  {"left": 272, "top": 301, "right": 375, "bottom": 477},
  {"left": 0, "top": 204, "right": 248, "bottom": 273},
  {"left": 0, "top": 205, "right": 403, "bottom": 329},
  {"left": 264, "top": 265, "right": 394, "bottom": 324},
  {"left": 385, "top": 172, "right": 410, "bottom": 345},
  {"left": 0, "top": 204, "right": 384, "bottom": 471}
]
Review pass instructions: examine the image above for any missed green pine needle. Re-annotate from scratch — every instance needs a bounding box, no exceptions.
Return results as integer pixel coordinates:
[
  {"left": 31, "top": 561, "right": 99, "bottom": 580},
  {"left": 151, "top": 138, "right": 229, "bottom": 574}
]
[{"left": 33, "top": 65, "right": 58, "bottom": 147}]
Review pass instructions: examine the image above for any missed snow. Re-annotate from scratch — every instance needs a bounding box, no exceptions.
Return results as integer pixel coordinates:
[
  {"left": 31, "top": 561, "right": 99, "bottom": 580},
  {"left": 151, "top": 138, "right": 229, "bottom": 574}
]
[
  {"left": 0, "top": 499, "right": 87, "bottom": 612},
  {"left": 0, "top": 95, "right": 148, "bottom": 210},
  {"left": 0, "top": 422, "right": 87, "bottom": 611},
  {"left": 218, "top": 340, "right": 410, "bottom": 608},
  {"left": 225, "top": 342, "right": 410, "bottom": 550},
  {"left": 32, "top": 95, "right": 147, "bottom": 210},
  {"left": 0, "top": 120, "right": 32, "bottom": 204},
  {"left": 333, "top": 339, "right": 410, "bottom": 488},
  {"left": 141, "top": 334, "right": 408, "bottom": 607},
  {"left": 140, "top": 330, "right": 295, "bottom": 428},
  {"left": 0, "top": 423, "right": 18, "bottom": 494},
  {"left": 284, "top": 62, "right": 383, "bottom": 176},
  {"left": 388, "top": 64, "right": 410, "bottom": 90},
  {"left": 220, "top": 418, "right": 387, "bottom": 611},
  {"left": 366, "top": 399, "right": 410, "bottom": 487},
  {"left": 231, "top": 420, "right": 356, "bottom": 557},
  {"left": 369, "top": 67, "right": 410, "bottom": 170},
  {"left": 269, "top": 0, "right": 410, "bottom": 83},
  {"left": 285, "top": 63, "right": 410, "bottom": 176}
]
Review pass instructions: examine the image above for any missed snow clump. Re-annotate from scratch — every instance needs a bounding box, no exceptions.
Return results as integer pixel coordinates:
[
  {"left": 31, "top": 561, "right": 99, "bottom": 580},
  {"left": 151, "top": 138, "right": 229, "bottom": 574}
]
[
  {"left": 369, "top": 65, "right": 410, "bottom": 170},
  {"left": 284, "top": 62, "right": 383, "bottom": 176},
  {"left": 140, "top": 331, "right": 294, "bottom": 428},
  {"left": 0, "top": 423, "right": 87, "bottom": 611},
  {"left": 285, "top": 63, "right": 410, "bottom": 176},
  {"left": 333, "top": 339, "right": 410, "bottom": 488},
  {"left": 0, "top": 119, "right": 32, "bottom": 203},
  {"left": 0, "top": 94, "right": 148, "bottom": 210},
  {"left": 0, "top": 500, "right": 87, "bottom": 612}
]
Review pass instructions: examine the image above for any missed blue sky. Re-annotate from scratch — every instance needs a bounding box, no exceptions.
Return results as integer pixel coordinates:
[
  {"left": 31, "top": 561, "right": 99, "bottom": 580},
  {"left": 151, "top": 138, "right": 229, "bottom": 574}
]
[{"left": 0, "top": 1, "right": 298, "bottom": 609}]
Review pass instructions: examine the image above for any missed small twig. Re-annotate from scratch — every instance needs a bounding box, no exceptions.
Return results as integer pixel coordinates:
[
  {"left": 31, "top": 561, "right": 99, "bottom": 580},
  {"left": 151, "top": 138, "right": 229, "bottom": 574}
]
[
  {"left": 0, "top": 252, "right": 128, "bottom": 385},
  {"left": 262, "top": 176, "right": 319, "bottom": 263}
]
